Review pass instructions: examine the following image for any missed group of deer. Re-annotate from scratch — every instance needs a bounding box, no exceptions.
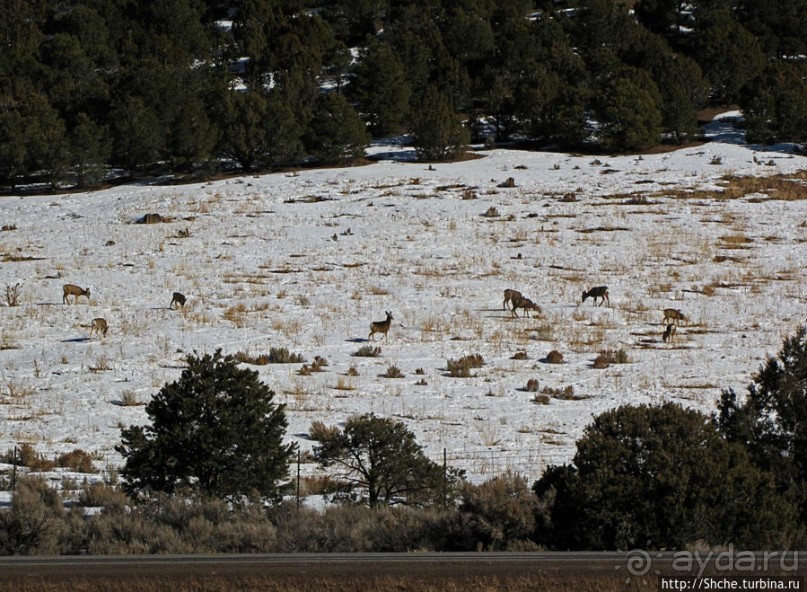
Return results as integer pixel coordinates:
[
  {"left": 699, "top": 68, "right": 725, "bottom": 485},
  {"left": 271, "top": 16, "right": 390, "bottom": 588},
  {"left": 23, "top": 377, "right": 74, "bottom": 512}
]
[
  {"left": 507, "top": 283, "right": 685, "bottom": 345},
  {"left": 62, "top": 283, "right": 186, "bottom": 340},
  {"left": 502, "top": 289, "right": 542, "bottom": 317},
  {"left": 662, "top": 308, "right": 686, "bottom": 343}
]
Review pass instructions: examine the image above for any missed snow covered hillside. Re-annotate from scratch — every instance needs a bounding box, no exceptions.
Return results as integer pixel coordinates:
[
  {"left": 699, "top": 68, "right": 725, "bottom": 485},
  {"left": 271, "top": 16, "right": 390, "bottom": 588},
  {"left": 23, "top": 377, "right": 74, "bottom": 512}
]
[{"left": 1, "top": 113, "right": 805, "bottom": 485}]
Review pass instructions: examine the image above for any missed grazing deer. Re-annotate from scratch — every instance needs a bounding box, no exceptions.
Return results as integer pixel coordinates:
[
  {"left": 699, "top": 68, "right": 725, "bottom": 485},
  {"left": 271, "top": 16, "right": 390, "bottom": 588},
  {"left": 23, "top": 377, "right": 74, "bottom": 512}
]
[
  {"left": 662, "top": 323, "right": 676, "bottom": 343},
  {"left": 582, "top": 286, "right": 609, "bottom": 306},
  {"left": 503, "top": 288, "right": 522, "bottom": 311},
  {"left": 170, "top": 291, "right": 186, "bottom": 309},
  {"left": 63, "top": 284, "right": 90, "bottom": 304},
  {"left": 369, "top": 311, "right": 393, "bottom": 341},
  {"left": 663, "top": 308, "right": 686, "bottom": 325},
  {"left": 90, "top": 318, "right": 108, "bottom": 338},
  {"left": 511, "top": 296, "right": 542, "bottom": 318}
]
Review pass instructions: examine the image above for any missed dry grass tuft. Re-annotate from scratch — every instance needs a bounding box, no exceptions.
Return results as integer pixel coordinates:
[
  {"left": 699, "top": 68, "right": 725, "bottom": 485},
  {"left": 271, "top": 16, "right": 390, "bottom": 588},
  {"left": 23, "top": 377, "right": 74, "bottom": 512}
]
[
  {"left": 381, "top": 364, "right": 405, "bottom": 378},
  {"left": 446, "top": 353, "right": 484, "bottom": 377}
]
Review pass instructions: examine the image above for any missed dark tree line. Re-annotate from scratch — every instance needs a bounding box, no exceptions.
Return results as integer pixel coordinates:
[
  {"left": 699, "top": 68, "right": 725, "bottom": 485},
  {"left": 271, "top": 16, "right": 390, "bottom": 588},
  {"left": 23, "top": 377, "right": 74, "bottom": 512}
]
[{"left": 1, "top": 0, "right": 805, "bottom": 189}]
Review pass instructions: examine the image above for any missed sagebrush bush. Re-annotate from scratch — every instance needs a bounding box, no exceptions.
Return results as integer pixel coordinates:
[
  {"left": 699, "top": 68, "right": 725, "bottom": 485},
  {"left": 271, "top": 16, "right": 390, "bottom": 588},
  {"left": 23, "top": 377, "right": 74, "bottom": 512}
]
[
  {"left": 0, "top": 477, "right": 64, "bottom": 555},
  {"left": 447, "top": 354, "right": 484, "bottom": 377},
  {"left": 79, "top": 482, "right": 128, "bottom": 511},
  {"left": 57, "top": 449, "right": 97, "bottom": 473},
  {"left": 6, "top": 443, "right": 56, "bottom": 471},
  {"left": 382, "top": 364, "right": 404, "bottom": 378},
  {"left": 268, "top": 347, "right": 305, "bottom": 364},
  {"left": 234, "top": 348, "right": 306, "bottom": 365},
  {"left": 353, "top": 345, "right": 381, "bottom": 357},
  {"left": 459, "top": 471, "right": 543, "bottom": 551},
  {"left": 297, "top": 356, "right": 327, "bottom": 375},
  {"left": 593, "top": 353, "right": 610, "bottom": 369}
]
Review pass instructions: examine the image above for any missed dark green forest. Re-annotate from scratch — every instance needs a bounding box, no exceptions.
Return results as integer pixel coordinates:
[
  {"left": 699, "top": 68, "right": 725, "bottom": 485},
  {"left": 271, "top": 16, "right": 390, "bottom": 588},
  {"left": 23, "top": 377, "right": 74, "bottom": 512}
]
[{"left": 1, "top": 0, "right": 805, "bottom": 190}]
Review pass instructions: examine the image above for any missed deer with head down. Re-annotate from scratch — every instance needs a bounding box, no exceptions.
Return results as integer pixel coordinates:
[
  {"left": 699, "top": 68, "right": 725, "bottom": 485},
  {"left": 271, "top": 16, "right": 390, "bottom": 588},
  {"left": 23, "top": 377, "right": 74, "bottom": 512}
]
[
  {"left": 511, "top": 296, "right": 542, "bottom": 318},
  {"left": 662, "top": 323, "right": 676, "bottom": 344},
  {"left": 170, "top": 291, "right": 186, "bottom": 309},
  {"left": 503, "top": 288, "right": 522, "bottom": 311},
  {"left": 90, "top": 318, "right": 108, "bottom": 338},
  {"left": 582, "top": 286, "right": 609, "bottom": 307},
  {"left": 63, "top": 284, "right": 90, "bottom": 304},
  {"left": 369, "top": 311, "right": 393, "bottom": 341},
  {"left": 663, "top": 308, "right": 686, "bottom": 325}
]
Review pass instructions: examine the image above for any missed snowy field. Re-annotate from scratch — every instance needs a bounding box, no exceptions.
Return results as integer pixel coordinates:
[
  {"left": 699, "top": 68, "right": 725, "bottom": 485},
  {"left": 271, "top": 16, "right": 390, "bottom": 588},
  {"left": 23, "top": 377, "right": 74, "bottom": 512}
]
[{"left": 0, "top": 112, "right": 806, "bottom": 488}]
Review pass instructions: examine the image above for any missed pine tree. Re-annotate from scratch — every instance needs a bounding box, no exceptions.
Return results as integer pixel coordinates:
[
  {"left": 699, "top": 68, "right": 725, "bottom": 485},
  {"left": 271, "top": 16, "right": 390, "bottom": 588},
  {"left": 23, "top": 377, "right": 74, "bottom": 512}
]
[
  {"left": 70, "top": 112, "right": 111, "bottom": 188},
  {"left": 214, "top": 90, "right": 270, "bottom": 170},
  {"left": 410, "top": 85, "right": 470, "bottom": 161},
  {"left": 109, "top": 96, "right": 164, "bottom": 174},
  {"left": 690, "top": 7, "right": 766, "bottom": 104},
  {"left": 117, "top": 350, "right": 295, "bottom": 502},
  {"left": 593, "top": 64, "right": 662, "bottom": 152},
  {"left": 741, "top": 62, "right": 807, "bottom": 144},
  {"left": 349, "top": 40, "right": 411, "bottom": 137},
  {"left": 305, "top": 92, "right": 370, "bottom": 165}
]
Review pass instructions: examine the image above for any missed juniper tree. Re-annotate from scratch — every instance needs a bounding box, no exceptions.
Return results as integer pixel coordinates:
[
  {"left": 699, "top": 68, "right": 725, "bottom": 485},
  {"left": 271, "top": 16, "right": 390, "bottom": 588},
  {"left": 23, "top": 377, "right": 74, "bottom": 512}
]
[
  {"left": 311, "top": 413, "right": 462, "bottom": 508},
  {"left": 118, "top": 350, "right": 295, "bottom": 503}
]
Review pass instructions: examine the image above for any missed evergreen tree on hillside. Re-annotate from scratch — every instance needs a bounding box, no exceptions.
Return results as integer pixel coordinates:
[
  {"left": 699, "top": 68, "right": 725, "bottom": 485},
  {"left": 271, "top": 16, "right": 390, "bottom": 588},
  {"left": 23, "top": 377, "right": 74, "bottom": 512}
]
[
  {"left": 634, "top": 0, "right": 690, "bottom": 46},
  {"left": 37, "top": 32, "right": 110, "bottom": 118},
  {"left": 410, "top": 85, "right": 470, "bottom": 161},
  {"left": 0, "top": 0, "right": 46, "bottom": 69},
  {"left": 620, "top": 28, "right": 708, "bottom": 143},
  {"left": 263, "top": 89, "right": 305, "bottom": 167},
  {"left": 215, "top": 90, "right": 271, "bottom": 170},
  {"left": 0, "top": 104, "right": 28, "bottom": 189},
  {"left": 385, "top": 3, "right": 445, "bottom": 93},
  {"left": 69, "top": 112, "right": 111, "bottom": 188},
  {"left": 349, "top": 40, "right": 412, "bottom": 137},
  {"left": 741, "top": 62, "right": 807, "bottom": 145},
  {"left": 690, "top": 4, "right": 766, "bottom": 104},
  {"left": 0, "top": 89, "right": 69, "bottom": 188},
  {"left": 46, "top": 4, "right": 118, "bottom": 71},
  {"left": 109, "top": 96, "right": 164, "bottom": 174},
  {"left": 321, "top": 0, "right": 390, "bottom": 45},
  {"left": 514, "top": 18, "right": 590, "bottom": 147},
  {"left": 592, "top": 61, "right": 663, "bottom": 152},
  {"left": 735, "top": 0, "right": 807, "bottom": 59},
  {"left": 305, "top": 92, "right": 370, "bottom": 165}
]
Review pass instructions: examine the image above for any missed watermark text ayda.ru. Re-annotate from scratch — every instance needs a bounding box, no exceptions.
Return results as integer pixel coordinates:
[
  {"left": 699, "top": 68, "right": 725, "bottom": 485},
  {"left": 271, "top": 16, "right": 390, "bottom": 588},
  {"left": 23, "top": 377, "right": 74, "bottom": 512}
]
[{"left": 621, "top": 547, "right": 799, "bottom": 579}]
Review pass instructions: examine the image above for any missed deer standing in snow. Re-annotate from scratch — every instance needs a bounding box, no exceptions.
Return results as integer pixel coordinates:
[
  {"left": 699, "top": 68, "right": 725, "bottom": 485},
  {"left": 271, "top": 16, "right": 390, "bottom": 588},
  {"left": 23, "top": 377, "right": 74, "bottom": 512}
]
[
  {"left": 369, "top": 311, "right": 393, "bottom": 341},
  {"left": 63, "top": 284, "right": 90, "bottom": 304},
  {"left": 582, "top": 286, "right": 609, "bottom": 306}
]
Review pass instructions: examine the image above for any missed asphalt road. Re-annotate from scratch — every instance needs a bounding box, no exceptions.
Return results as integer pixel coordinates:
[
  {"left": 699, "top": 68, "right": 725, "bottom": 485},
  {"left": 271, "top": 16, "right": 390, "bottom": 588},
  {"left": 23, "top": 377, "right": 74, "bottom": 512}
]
[{"left": 0, "top": 552, "right": 803, "bottom": 589}]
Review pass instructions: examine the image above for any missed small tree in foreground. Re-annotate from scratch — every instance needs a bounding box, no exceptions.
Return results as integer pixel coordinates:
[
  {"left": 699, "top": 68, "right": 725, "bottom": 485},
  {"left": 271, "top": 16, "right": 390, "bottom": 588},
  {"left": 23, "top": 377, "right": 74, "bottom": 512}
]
[
  {"left": 117, "top": 350, "right": 295, "bottom": 502},
  {"left": 311, "top": 413, "right": 462, "bottom": 507}
]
